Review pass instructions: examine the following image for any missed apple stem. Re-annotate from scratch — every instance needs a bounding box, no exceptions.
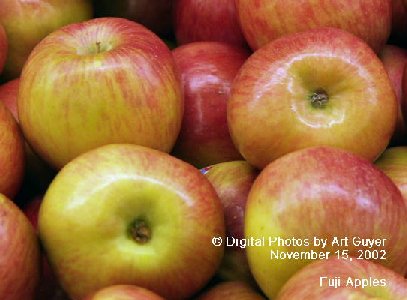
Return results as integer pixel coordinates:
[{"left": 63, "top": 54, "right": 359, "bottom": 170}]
[
  {"left": 310, "top": 88, "right": 329, "bottom": 108},
  {"left": 128, "top": 219, "right": 151, "bottom": 244},
  {"left": 96, "top": 41, "right": 101, "bottom": 54}
]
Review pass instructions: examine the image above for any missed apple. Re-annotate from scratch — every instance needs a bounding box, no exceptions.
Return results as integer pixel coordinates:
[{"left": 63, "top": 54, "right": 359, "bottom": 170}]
[
  {"left": 228, "top": 27, "right": 397, "bottom": 169},
  {"left": 0, "top": 79, "right": 55, "bottom": 199},
  {"left": 375, "top": 147, "right": 407, "bottom": 204},
  {"left": 196, "top": 281, "right": 265, "bottom": 300},
  {"left": 38, "top": 144, "right": 225, "bottom": 300},
  {"left": 236, "top": 0, "right": 391, "bottom": 52},
  {"left": 0, "top": 193, "right": 40, "bottom": 300},
  {"left": 93, "top": 0, "right": 173, "bottom": 39},
  {"left": 0, "top": 23, "right": 7, "bottom": 74},
  {"left": 245, "top": 146, "right": 407, "bottom": 299},
  {"left": 171, "top": 42, "right": 249, "bottom": 168},
  {"left": 0, "top": 100, "right": 24, "bottom": 198},
  {"left": 173, "top": 0, "right": 247, "bottom": 47},
  {"left": 0, "top": 0, "right": 93, "bottom": 81},
  {"left": 18, "top": 17, "right": 183, "bottom": 170},
  {"left": 380, "top": 45, "right": 407, "bottom": 145},
  {"left": 276, "top": 257, "right": 407, "bottom": 299},
  {"left": 84, "top": 285, "right": 165, "bottom": 300},
  {"left": 201, "top": 161, "right": 258, "bottom": 285}
]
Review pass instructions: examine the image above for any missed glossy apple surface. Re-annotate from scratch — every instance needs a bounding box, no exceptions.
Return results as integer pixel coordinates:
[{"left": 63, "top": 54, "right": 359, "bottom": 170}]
[
  {"left": 276, "top": 258, "right": 407, "bottom": 299},
  {"left": 375, "top": 147, "right": 407, "bottom": 203},
  {"left": 202, "top": 161, "right": 258, "bottom": 285},
  {"left": 173, "top": 0, "right": 246, "bottom": 47},
  {"left": 18, "top": 17, "right": 183, "bottom": 169},
  {"left": 0, "top": 24, "right": 7, "bottom": 74},
  {"left": 172, "top": 42, "right": 249, "bottom": 167},
  {"left": 84, "top": 285, "right": 165, "bottom": 300},
  {"left": 236, "top": 0, "right": 391, "bottom": 52},
  {"left": 38, "top": 144, "right": 225, "bottom": 300},
  {"left": 0, "top": 193, "right": 40, "bottom": 300},
  {"left": 245, "top": 146, "right": 407, "bottom": 299},
  {"left": 0, "top": 0, "right": 92, "bottom": 80},
  {"left": 197, "top": 281, "right": 265, "bottom": 300},
  {"left": 228, "top": 27, "right": 396, "bottom": 169},
  {"left": 93, "top": 0, "right": 173, "bottom": 39},
  {"left": 0, "top": 101, "right": 24, "bottom": 198},
  {"left": 380, "top": 45, "right": 407, "bottom": 145}
]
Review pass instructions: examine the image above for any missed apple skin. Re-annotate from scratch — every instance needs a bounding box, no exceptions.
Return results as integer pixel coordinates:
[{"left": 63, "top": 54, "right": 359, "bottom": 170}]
[
  {"left": 0, "top": 193, "right": 40, "bottom": 300},
  {"left": 201, "top": 161, "right": 258, "bottom": 285},
  {"left": 0, "top": 0, "right": 93, "bottom": 81},
  {"left": 245, "top": 146, "right": 407, "bottom": 299},
  {"left": 0, "top": 79, "right": 55, "bottom": 198},
  {"left": 93, "top": 0, "right": 173, "bottom": 39},
  {"left": 0, "top": 100, "right": 24, "bottom": 198},
  {"left": 375, "top": 147, "right": 407, "bottom": 205},
  {"left": 276, "top": 257, "right": 407, "bottom": 299},
  {"left": 18, "top": 17, "right": 183, "bottom": 170},
  {"left": 173, "top": 0, "right": 246, "bottom": 47},
  {"left": 196, "top": 281, "right": 265, "bottom": 300},
  {"left": 235, "top": 0, "right": 391, "bottom": 52},
  {"left": 0, "top": 23, "right": 7, "bottom": 74},
  {"left": 38, "top": 144, "right": 225, "bottom": 300},
  {"left": 84, "top": 285, "right": 165, "bottom": 300},
  {"left": 228, "top": 27, "right": 397, "bottom": 169},
  {"left": 171, "top": 42, "right": 249, "bottom": 168},
  {"left": 380, "top": 45, "right": 407, "bottom": 145}
]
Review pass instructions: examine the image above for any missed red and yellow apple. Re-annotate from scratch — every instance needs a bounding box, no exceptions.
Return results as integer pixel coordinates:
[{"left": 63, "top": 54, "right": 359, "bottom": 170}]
[
  {"left": 18, "top": 17, "right": 183, "bottom": 169},
  {"left": 0, "top": 100, "right": 24, "bottom": 198},
  {"left": 197, "top": 281, "right": 265, "bottom": 300},
  {"left": 84, "top": 285, "right": 165, "bottom": 300},
  {"left": 173, "top": 0, "right": 247, "bottom": 47},
  {"left": 235, "top": 0, "right": 391, "bottom": 52},
  {"left": 0, "top": 0, "right": 93, "bottom": 80},
  {"left": 171, "top": 42, "right": 249, "bottom": 167},
  {"left": 228, "top": 27, "right": 397, "bottom": 169},
  {"left": 380, "top": 45, "right": 407, "bottom": 145},
  {"left": 0, "top": 193, "right": 40, "bottom": 300},
  {"left": 202, "top": 161, "right": 258, "bottom": 285},
  {"left": 38, "top": 144, "right": 225, "bottom": 300},
  {"left": 276, "top": 258, "right": 407, "bottom": 299},
  {"left": 245, "top": 146, "right": 407, "bottom": 298}
]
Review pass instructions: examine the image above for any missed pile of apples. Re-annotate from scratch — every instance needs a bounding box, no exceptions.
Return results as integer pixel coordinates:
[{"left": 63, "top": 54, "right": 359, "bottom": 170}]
[{"left": 1, "top": 1, "right": 407, "bottom": 299}]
